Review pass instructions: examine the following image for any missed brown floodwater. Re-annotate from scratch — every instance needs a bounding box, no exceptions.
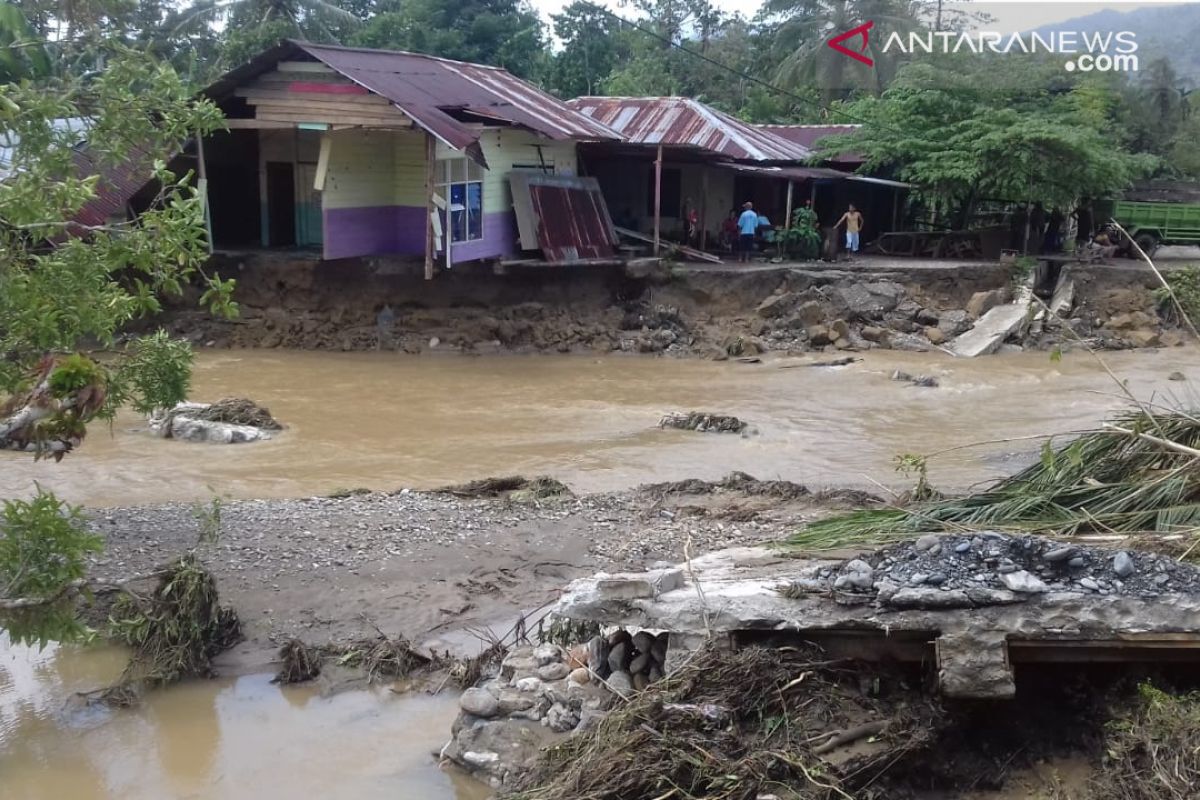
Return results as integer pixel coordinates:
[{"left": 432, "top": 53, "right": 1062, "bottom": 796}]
[
  {"left": 0, "top": 636, "right": 490, "bottom": 800},
  {"left": 1, "top": 347, "right": 1198, "bottom": 507}
]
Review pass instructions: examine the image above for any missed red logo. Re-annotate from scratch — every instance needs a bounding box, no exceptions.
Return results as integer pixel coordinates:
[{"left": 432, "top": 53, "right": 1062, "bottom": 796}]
[{"left": 828, "top": 20, "right": 875, "bottom": 66}]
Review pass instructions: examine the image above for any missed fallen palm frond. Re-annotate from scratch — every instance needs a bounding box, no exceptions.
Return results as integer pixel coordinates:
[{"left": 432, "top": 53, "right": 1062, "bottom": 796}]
[
  {"left": 507, "top": 643, "right": 938, "bottom": 800},
  {"left": 783, "top": 410, "right": 1200, "bottom": 551}
]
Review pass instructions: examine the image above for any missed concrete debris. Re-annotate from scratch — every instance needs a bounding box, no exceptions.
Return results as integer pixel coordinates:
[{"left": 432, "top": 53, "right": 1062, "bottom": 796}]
[
  {"left": 950, "top": 285, "right": 1034, "bottom": 357},
  {"left": 554, "top": 535, "right": 1200, "bottom": 700},
  {"left": 148, "top": 401, "right": 279, "bottom": 444}
]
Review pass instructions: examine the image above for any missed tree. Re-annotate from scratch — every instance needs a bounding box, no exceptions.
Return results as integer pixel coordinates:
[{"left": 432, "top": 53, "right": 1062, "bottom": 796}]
[
  {"left": 0, "top": 2, "right": 50, "bottom": 81},
  {"left": 351, "top": 0, "right": 546, "bottom": 79},
  {"left": 545, "top": 0, "right": 627, "bottom": 98},
  {"left": 0, "top": 47, "right": 234, "bottom": 644},
  {"left": 822, "top": 57, "right": 1155, "bottom": 227}
]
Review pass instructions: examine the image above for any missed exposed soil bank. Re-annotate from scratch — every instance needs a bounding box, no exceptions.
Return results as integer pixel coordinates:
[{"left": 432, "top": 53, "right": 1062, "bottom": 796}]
[
  {"left": 159, "top": 253, "right": 1187, "bottom": 356},
  {"left": 84, "top": 477, "right": 849, "bottom": 672}
]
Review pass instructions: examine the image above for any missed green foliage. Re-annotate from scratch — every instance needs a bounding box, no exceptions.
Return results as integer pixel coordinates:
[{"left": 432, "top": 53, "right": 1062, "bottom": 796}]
[
  {"left": 0, "top": 2, "right": 50, "bottom": 80},
  {"left": 1155, "top": 266, "right": 1200, "bottom": 324},
  {"left": 118, "top": 330, "right": 197, "bottom": 415},
  {"left": 0, "top": 487, "right": 102, "bottom": 646},
  {"left": 781, "top": 206, "right": 821, "bottom": 259},
  {"left": 46, "top": 353, "right": 105, "bottom": 398}
]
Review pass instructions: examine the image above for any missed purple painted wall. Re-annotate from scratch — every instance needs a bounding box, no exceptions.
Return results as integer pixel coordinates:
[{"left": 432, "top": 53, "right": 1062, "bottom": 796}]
[
  {"left": 449, "top": 211, "right": 518, "bottom": 264},
  {"left": 323, "top": 205, "right": 426, "bottom": 260},
  {"left": 323, "top": 206, "right": 518, "bottom": 264}
]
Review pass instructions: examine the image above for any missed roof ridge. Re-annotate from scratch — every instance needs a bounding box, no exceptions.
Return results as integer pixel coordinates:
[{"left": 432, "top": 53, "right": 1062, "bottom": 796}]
[
  {"left": 758, "top": 123, "right": 862, "bottom": 128},
  {"left": 291, "top": 39, "right": 506, "bottom": 71}
]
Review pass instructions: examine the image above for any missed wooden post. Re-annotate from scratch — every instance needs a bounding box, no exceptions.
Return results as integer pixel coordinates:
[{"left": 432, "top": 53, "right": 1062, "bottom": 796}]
[
  {"left": 195, "top": 133, "right": 213, "bottom": 254},
  {"left": 699, "top": 166, "right": 709, "bottom": 250},
  {"left": 424, "top": 133, "right": 436, "bottom": 280},
  {"left": 444, "top": 158, "right": 452, "bottom": 272},
  {"left": 653, "top": 145, "right": 663, "bottom": 255},
  {"left": 784, "top": 179, "right": 794, "bottom": 228}
]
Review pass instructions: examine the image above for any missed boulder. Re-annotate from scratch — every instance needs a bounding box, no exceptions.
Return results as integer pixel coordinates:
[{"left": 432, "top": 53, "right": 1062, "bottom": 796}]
[
  {"left": 829, "top": 319, "right": 851, "bottom": 341},
  {"left": 1107, "top": 310, "right": 1158, "bottom": 331},
  {"left": 1126, "top": 329, "right": 1161, "bottom": 348},
  {"left": 966, "top": 288, "right": 1009, "bottom": 319},
  {"left": 915, "top": 308, "right": 940, "bottom": 326},
  {"left": 807, "top": 325, "right": 833, "bottom": 346},
  {"left": 832, "top": 281, "right": 905, "bottom": 319},
  {"left": 860, "top": 326, "right": 891, "bottom": 345},
  {"left": 937, "top": 310, "right": 972, "bottom": 336},
  {"left": 1162, "top": 331, "right": 1187, "bottom": 347},
  {"left": 792, "top": 300, "right": 826, "bottom": 327},
  {"left": 925, "top": 326, "right": 947, "bottom": 345},
  {"left": 756, "top": 292, "right": 798, "bottom": 318},
  {"left": 460, "top": 688, "right": 500, "bottom": 718}
]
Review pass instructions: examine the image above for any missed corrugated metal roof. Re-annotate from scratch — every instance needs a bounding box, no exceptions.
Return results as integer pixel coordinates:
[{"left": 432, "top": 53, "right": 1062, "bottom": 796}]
[
  {"left": 719, "top": 163, "right": 851, "bottom": 182},
  {"left": 566, "top": 97, "right": 812, "bottom": 163},
  {"left": 758, "top": 124, "right": 863, "bottom": 164},
  {"left": 509, "top": 172, "right": 617, "bottom": 263},
  {"left": 207, "top": 41, "right": 620, "bottom": 156},
  {"left": 70, "top": 146, "right": 153, "bottom": 229}
]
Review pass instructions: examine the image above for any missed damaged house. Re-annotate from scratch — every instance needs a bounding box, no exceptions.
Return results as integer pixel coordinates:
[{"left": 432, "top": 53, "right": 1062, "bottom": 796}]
[{"left": 188, "top": 40, "right": 623, "bottom": 272}]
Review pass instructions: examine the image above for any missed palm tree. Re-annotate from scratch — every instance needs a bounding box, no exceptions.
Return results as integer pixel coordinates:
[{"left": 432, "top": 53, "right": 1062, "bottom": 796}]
[
  {"left": 167, "top": 0, "right": 360, "bottom": 52},
  {"left": 764, "top": 0, "right": 921, "bottom": 102}
]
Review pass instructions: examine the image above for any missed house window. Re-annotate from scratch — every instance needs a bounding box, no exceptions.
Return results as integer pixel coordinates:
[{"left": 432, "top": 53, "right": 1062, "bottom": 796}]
[
  {"left": 646, "top": 166, "right": 682, "bottom": 217},
  {"left": 436, "top": 157, "right": 484, "bottom": 243}
]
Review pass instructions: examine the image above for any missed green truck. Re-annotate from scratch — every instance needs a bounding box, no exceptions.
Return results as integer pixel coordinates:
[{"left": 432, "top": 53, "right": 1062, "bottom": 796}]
[{"left": 1102, "top": 198, "right": 1200, "bottom": 257}]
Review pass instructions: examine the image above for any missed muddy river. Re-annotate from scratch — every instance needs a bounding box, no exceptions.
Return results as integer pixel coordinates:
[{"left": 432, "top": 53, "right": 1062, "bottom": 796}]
[
  {"left": 0, "top": 636, "right": 489, "bottom": 800},
  {"left": 2, "top": 346, "right": 1199, "bottom": 798},
  {"left": 1, "top": 347, "right": 1198, "bottom": 507}
]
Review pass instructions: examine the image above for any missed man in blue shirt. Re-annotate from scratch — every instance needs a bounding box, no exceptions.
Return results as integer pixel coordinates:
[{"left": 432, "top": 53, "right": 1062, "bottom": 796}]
[{"left": 737, "top": 202, "right": 759, "bottom": 263}]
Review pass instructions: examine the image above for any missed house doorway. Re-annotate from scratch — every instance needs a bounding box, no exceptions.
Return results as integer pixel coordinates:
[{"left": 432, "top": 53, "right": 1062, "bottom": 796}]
[{"left": 266, "top": 161, "right": 296, "bottom": 247}]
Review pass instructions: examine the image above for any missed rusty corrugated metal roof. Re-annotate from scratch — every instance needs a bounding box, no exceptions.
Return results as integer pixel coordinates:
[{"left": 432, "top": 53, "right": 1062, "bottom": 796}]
[
  {"left": 758, "top": 124, "right": 863, "bottom": 165},
  {"left": 566, "top": 97, "right": 811, "bottom": 163},
  {"left": 509, "top": 173, "right": 617, "bottom": 263},
  {"left": 71, "top": 146, "right": 152, "bottom": 229},
  {"left": 207, "top": 41, "right": 620, "bottom": 156}
]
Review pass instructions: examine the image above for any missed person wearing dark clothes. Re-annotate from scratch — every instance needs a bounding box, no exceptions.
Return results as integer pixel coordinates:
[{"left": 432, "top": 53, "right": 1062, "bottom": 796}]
[
  {"left": 1028, "top": 202, "right": 1046, "bottom": 254},
  {"left": 1073, "top": 201, "right": 1094, "bottom": 252},
  {"left": 1044, "top": 207, "right": 1064, "bottom": 253}
]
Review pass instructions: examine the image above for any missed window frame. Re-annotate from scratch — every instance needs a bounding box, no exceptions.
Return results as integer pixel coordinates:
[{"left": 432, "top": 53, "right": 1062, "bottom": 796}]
[{"left": 435, "top": 157, "right": 484, "bottom": 244}]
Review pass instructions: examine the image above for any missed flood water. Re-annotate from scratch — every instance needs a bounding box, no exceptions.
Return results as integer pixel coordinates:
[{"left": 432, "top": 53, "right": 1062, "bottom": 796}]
[
  {"left": 0, "top": 637, "right": 489, "bottom": 800},
  {"left": 1, "top": 347, "right": 1198, "bottom": 507},
  {"left": 3, "top": 346, "right": 1200, "bottom": 798}
]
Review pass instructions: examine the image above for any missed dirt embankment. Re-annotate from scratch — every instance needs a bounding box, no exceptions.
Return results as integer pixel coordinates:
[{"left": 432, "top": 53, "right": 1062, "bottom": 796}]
[{"left": 158, "top": 254, "right": 1184, "bottom": 357}]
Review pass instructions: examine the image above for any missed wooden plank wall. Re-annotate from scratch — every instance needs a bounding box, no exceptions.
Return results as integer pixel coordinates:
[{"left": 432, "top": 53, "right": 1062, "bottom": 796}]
[{"left": 236, "top": 61, "right": 413, "bottom": 128}]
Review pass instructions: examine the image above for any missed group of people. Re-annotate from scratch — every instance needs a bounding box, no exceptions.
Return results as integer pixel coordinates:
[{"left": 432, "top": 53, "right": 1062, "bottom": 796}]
[
  {"left": 721, "top": 201, "right": 864, "bottom": 263},
  {"left": 1012, "top": 201, "right": 1097, "bottom": 255}
]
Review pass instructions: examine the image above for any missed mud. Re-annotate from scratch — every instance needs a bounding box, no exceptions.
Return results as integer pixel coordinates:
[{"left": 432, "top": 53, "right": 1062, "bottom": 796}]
[{"left": 156, "top": 253, "right": 1186, "bottom": 357}]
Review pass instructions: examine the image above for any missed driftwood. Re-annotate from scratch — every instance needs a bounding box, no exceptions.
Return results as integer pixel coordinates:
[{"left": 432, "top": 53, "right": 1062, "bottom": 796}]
[{"left": 615, "top": 226, "right": 723, "bottom": 264}]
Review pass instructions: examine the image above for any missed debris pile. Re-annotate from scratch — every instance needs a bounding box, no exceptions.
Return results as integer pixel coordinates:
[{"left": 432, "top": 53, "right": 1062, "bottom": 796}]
[
  {"left": 436, "top": 475, "right": 573, "bottom": 501},
  {"left": 189, "top": 397, "right": 283, "bottom": 430},
  {"left": 658, "top": 412, "right": 748, "bottom": 434},
  {"left": 149, "top": 398, "right": 282, "bottom": 444},
  {"left": 782, "top": 532, "right": 1200, "bottom": 608}
]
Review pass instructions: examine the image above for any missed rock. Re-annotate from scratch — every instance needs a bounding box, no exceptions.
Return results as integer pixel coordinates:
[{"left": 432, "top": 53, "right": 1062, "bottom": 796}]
[
  {"left": 534, "top": 644, "right": 563, "bottom": 666},
  {"left": 568, "top": 667, "right": 591, "bottom": 685},
  {"left": 807, "top": 325, "right": 833, "bottom": 346},
  {"left": 756, "top": 292, "right": 798, "bottom": 318},
  {"left": 1169, "top": 371, "right": 1187, "bottom": 381},
  {"left": 1068, "top": 556, "right": 1085, "bottom": 569},
  {"left": 924, "top": 326, "right": 947, "bottom": 345},
  {"left": 545, "top": 702, "right": 580, "bottom": 733},
  {"left": 1107, "top": 310, "right": 1157, "bottom": 330},
  {"left": 566, "top": 645, "right": 588, "bottom": 670},
  {"left": 633, "top": 673, "right": 650, "bottom": 691},
  {"left": 629, "top": 652, "right": 651, "bottom": 674},
  {"left": 576, "top": 708, "right": 605, "bottom": 733},
  {"left": 954, "top": 540, "right": 971, "bottom": 553},
  {"left": 915, "top": 307, "right": 940, "bottom": 326},
  {"left": 966, "top": 288, "right": 1008, "bottom": 319},
  {"left": 833, "top": 558, "right": 874, "bottom": 590},
  {"left": 926, "top": 573, "right": 948, "bottom": 586},
  {"left": 651, "top": 633, "right": 668, "bottom": 666},
  {"left": 460, "top": 688, "right": 500, "bottom": 718},
  {"left": 606, "top": 670, "right": 634, "bottom": 697},
  {"left": 501, "top": 649, "right": 539, "bottom": 680},
  {"left": 1079, "top": 577, "right": 1100, "bottom": 591},
  {"left": 793, "top": 300, "right": 826, "bottom": 327},
  {"left": 860, "top": 326, "right": 891, "bottom": 345},
  {"left": 515, "top": 677, "right": 543, "bottom": 693},
  {"left": 648, "top": 664, "right": 663, "bottom": 682},
  {"left": 916, "top": 534, "right": 941, "bottom": 552},
  {"left": 607, "top": 641, "right": 631, "bottom": 673},
  {"left": 461, "top": 750, "right": 499, "bottom": 768},
  {"left": 830, "top": 319, "right": 851, "bottom": 341},
  {"left": 937, "top": 310, "right": 971, "bottom": 336},
  {"left": 1126, "top": 329, "right": 1161, "bottom": 348},
  {"left": 587, "top": 635, "right": 610, "bottom": 677},
  {"left": 909, "top": 573, "right": 929, "bottom": 585},
  {"left": 1113, "top": 551, "right": 1136, "bottom": 578},
  {"left": 833, "top": 281, "right": 905, "bottom": 319},
  {"left": 1161, "top": 331, "right": 1186, "bottom": 347},
  {"left": 537, "top": 663, "right": 570, "bottom": 681},
  {"left": 1043, "top": 545, "right": 1075, "bottom": 562},
  {"left": 1000, "top": 570, "right": 1048, "bottom": 593},
  {"left": 496, "top": 688, "right": 536, "bottom": 714},
  {"left": 632, "top": 631, "right": 655, "bottom": 654}
]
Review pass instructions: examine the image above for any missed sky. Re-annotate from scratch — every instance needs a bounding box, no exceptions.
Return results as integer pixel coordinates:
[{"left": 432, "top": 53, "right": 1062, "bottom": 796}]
[{"left": 526, "top": 0, "right": 1195, "bottom": 34}]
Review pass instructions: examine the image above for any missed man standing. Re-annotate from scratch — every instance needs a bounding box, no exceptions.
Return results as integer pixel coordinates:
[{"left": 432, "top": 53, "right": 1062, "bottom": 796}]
[
  {"left": 835, "top": 203, "right": 864, "bottom": 256},
  {"left": 737, "top": 201, "right": 758, "bottom": 263}
]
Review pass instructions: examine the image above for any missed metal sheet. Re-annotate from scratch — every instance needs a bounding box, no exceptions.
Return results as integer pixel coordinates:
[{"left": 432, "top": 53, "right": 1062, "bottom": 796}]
[
  {"left": 207, "top": 41, "right": 621, "bottom": 157},
  {"left": 510, "top": 173, "right": 617, "bottom": 263},
  {"left": 758, "top": 124, "right": 863, "bottom": 164},
  {"left": 567, "top": 97, "right": 811, "bottom": 163}
]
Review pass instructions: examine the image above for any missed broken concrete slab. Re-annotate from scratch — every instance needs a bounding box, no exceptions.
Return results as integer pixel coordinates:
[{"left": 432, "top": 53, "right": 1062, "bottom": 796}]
[
  {"left": 553, "top": 536, "right": 1200, "bottom": 700},
  {"left": 950, "top": 286, "right": 1033, "bottom": 357}
]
